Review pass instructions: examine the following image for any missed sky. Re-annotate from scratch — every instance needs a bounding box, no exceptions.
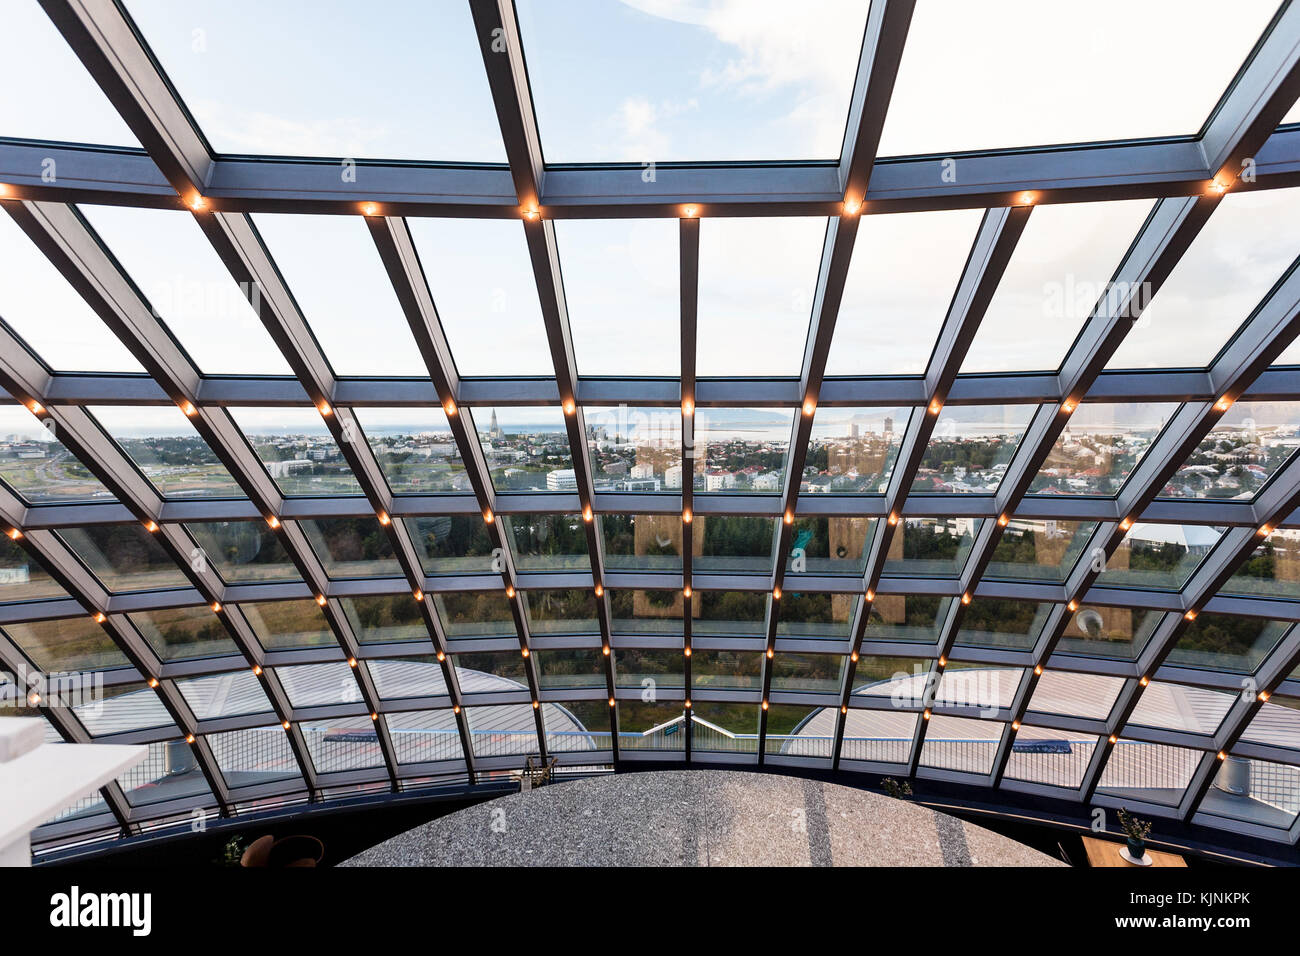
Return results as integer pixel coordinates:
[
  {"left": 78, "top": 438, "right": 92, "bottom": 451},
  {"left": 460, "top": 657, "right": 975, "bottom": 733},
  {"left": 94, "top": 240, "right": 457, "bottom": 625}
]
[{"left": 0, "top": 0, "right": 1297, "bottom": 385}]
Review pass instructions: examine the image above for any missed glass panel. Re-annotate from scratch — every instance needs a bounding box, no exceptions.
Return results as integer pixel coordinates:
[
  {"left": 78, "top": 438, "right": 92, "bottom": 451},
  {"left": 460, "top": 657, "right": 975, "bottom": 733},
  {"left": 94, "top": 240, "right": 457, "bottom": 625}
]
[
  {"left": 406, "top": 218, "right": 550, "bottom": 376},
  {"left": 1027, "top": 402, "right": 1179, "bottom": 496},
  {"left": 1241, "top": 695, "right": 1300, "bottom": 750},
  {"left": 80, "top": 204, "right": 292, "bottom": 374},
  {"left": 533, "top": 649, "right": 607, "bottom": 691},
  {"left": 918, "top": 715, "right": 1002, "bottom": 775},
  {"left": 432, "top": 592, "right": 516, "bottom": 641},
  {"left": 369, "top": 657, "right": 448, "bottom": 700},
  {"left": 1128, "top": 681, "right": 1234, "bottom": 735},
  {"left": 523, "top": 589, "right": 599, "bottom": 635},
  {"left": 124, "top": 0, "right": 504, "bottom": 160},
  {"left": 1225, "top": 529, "right": 1300, "bottom": 600},
  {"left": 841, "top": 709, "right": 917, "bottom": 764},
  {"left": 450, "top": 651, "right": 530, "bottom": 694},
  {"left": 882, "top": 517, "right": 980, "bottom": 577},
  {"left": 228, "top": 407, "right": 362, "bottom": 496},
  {"left": 952, "top": 599, "right": 1051, "bottom": 651},
  {"left": 464, "top": 705, "right": 539, "bottom": 757},
  {"left": 3, "top": 1, "right": 141, "bottom": 146},
  {"left": 863, "top": 595, "right": 950, "bottom": 644},
  {"left": 914, "top": 404, "right": 1037, "bottom": 494},
  {"left": 3, "top": 210, "right": 138, "bottom": 370},
  {"left": 515, "top": 0, "right": 869, "bottom": 162},
  {"left": 404, "top": 516, "right": 495, "bottom": 576},
  {"left": 185, "top": 520, "right": 299, "bottom": 584},
  {"left": 878, "top": 0, "right": 1278, "bottom": 155},
  {"left": 472, "top": 406, "right": 574, "bottom": 493},
  {"left": 609, "top": 589, "right": 684, "bottom": 636},
  {"left": 88, "top": 405, "right": 243, "bottom": 498},
  {"left": 827, "top": 209, "right": 983, "bottom": 375},
  {"left": 961, "top": 200, "right": 1156, "bottom": 372},
  {"left": 775, "top": 591, "right": 858, "bottom": 643},
  {"left": 1100, "top": 522, "right": 1222, "bottom": 590},
  {"left": 695, "top": 516, "right": 776, "bottom": 574},
  {"left": 1026, "top": 670, "right": 1124, "bottom": 722},
  {"left": 935, "top": 663, "right": 1021, "bottom": 712},
  {"left": 586, "top": 406, "right": 681, "bottom": 493},
  {"left": 60, "top": 524, "right": 190, "bottom": 592},
  {"left": 617, "top": 701, "right": 685, "bottom": 752},
  {"left": 500, "top": 513, "right": 589, "bottom": 571},
  {"left": 804, "top": 407, "right": 908, "bottom": 493},
  {"left": 768, "top": 653, "right": 845, "bottom": 695},
  {"left": 1111, "top": 186, "right": 1300, "bottom": 369},
  {"left": 697, "top": 218, "right": 825, "bottom": 376},
  {"left": 301, "top": 517, "right": 400, "bottom": 578},
  {"left": 691, "top": 590, "right": 768, "bottom": 638},
  {"left": 1003, "top": 725, "right": 1100, "bottom": 790},
  {"left": 600, "top": 514, "right": 683, "bottom": 573},
  {"left": 614, "top": 649, "right": 685, "bottom": 691},
  {"left": 0, "top": 536, "right": 65, "bottom": 603},
  {"left": 351, "top": 408, "right": 468, "bottom": 494},
  {"left": 0, "top": 406, "right": 114, "bottom": 504},
  {"left": 1198, "top": 756, "right": 1300, "bottom": 830},
  {"left": 386, "top": 710, "right": 464, "bottom": 765},
  {"left": 342, "top": 596, "right": 428, "bottom": 645},
  {"left": 1167, "top": 614, "right": 1289, "bottom": 673},
  {"left": 557, "top": 219, "right": 679, "bottom": 376},
  {"left": 118, "top": 739, "right": 215, "bottom": 806},
  {"left": 251, "top": 214, "right": 425, "bottom": 375},
  {"left": 784, "top": 516, "right": 877, "bottom": 576},
  {"left": 277, "top": 662, "right": 358, "bottom": 707},
  {"left": 985, "top": 519, "right": 1097, "bottom": 583},
  {"left": 1056, "top": 605, "right": 1162, "bottom": 661},
  {"left": 129, "top": 605, "right": 239, "bottom": 661},
  {"left": 694, "top": 408, "right": 795, "bottom": 494},
  {"left": 301, "top": 716, "right": 386, "bottom": 773},
  {"left": 177, "top": 670, "right": 273, "bottom": 720},
  {"left": 1162, "top": 402, "right": 1300, "bottom": 500},
  {"left": 1097, "top": 741, "right": 1200, "bottom": 806},
  {"left": 242, "top": 599, "right": 336, "bottom": 651},
  {"left": 543, "top": 700, "right": 612, "bottom": 753},
  {"left": 209, "top": 727, "right": 301, "bottom": 786},
  {"left": 74, "top": 682, "right": 174, "bottom": 736},
  {"left": 693, "top": 703, "right": 759, "bottom": 755},
  {"left": 849, "top": 655, "right": 931, "bottom": 698},
  {"left": 2, "top": 618, "right": 129, "bottom": 672},
  {"left": 691, "top": 649, "right": 763, "bottom": 692}
]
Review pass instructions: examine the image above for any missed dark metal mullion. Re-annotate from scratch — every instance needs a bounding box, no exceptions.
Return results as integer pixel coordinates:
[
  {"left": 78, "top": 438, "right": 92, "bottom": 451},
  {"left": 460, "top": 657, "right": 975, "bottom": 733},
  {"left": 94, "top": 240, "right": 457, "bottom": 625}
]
[
  {"left": 361, "top": 215, "right": 514, "bottom": 773},
  {"left": 680, "top": 216, "right": 699, "bottom": 761},
  {"left": 1071, "top": 246, "right": 1300, "bottom": 797},
  {"left": 850, "top": 206, "right": 1033, "bottom": 776}
]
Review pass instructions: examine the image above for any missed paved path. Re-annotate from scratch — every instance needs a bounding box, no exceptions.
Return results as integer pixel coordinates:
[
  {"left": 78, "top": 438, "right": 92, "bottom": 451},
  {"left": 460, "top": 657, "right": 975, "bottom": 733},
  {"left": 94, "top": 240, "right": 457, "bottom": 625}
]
[{"left": 342, "top": 770, "right": 1064, "bottom": 867}]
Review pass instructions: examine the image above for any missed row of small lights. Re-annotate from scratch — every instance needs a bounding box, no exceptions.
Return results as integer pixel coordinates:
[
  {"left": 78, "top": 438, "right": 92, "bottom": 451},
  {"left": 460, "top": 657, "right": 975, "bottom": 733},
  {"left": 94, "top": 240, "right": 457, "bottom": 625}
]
[{"left": 6, "top": 176, "right": 1254, "bottom": 737}]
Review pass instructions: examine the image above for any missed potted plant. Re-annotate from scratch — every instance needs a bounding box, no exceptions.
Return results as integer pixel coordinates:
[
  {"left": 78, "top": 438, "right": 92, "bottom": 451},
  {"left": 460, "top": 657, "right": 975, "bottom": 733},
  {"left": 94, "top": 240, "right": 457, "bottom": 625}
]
[
  {"left": 880, "top": 777, "right": 913, "bottom": 800},
  {"left": 1116, "top": 807, "right": 1152, "bottom": 860}
]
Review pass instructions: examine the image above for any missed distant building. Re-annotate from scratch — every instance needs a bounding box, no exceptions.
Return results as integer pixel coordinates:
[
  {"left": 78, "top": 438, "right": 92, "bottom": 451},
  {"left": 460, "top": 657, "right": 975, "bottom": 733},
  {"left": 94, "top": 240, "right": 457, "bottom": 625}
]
[
  {"left": 753, "top": 471, "right": 781, "bottom": 491},
  {"left": 489, "top": 409, "right": 503, "bottom": 440},
  {"left": 546, "top": 468, "right": 577, "bottom": 491},
  {"left": 631, "top": 462, "right": 655, "bottom": 480},
  {"left": 664, "top": 464, "right": 683, "bottom": 489},
  {"left": 604, "top": 460, "right": 628, "bottom": 476},
  {"left": 705, "top": 471, "right": 734, "bottom": 492}
]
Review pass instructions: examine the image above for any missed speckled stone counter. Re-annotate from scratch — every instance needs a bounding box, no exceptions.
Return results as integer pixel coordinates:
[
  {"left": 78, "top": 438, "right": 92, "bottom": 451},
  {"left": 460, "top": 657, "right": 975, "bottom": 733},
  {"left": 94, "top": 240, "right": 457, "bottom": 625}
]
[{"left": 343, "top": 770, "right": 1063, "bottom": 867}]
